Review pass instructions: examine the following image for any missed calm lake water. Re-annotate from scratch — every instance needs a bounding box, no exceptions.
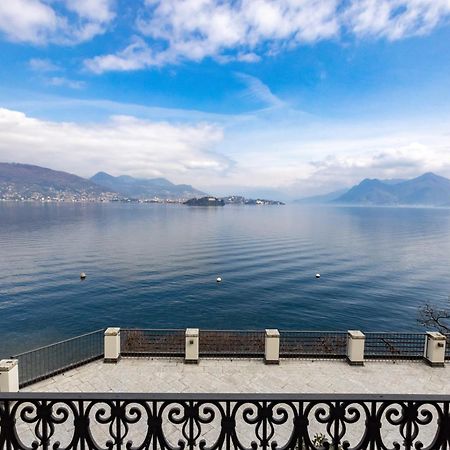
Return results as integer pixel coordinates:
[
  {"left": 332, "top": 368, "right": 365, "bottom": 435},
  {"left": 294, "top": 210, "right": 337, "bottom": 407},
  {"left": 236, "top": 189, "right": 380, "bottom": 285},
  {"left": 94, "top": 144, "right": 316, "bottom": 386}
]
[{"left": 1, "top": 202, "right": 450, "bottom": 356}]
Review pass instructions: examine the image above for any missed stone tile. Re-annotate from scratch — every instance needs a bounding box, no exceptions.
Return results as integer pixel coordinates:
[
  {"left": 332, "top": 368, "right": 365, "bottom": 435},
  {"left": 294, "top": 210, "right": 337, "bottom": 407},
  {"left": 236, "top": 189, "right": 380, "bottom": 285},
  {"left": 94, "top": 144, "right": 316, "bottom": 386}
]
[{"left": 22, "top": 357, "right": 450, "bottom": 394}]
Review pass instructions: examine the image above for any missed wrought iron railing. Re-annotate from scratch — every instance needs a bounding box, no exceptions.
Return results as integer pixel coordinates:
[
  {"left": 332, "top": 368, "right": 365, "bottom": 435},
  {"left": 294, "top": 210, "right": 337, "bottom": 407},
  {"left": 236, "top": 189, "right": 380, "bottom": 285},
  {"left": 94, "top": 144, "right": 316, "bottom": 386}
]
[
  {"left": 199, "top": 330, "right": 265, "bottom": 357},
  {"left": 1, "top": 393, "right": 450, "bottom": 450},
  {"left": 364, "top": 332, "right": 426, "bottom": 360},
  {"left": 280, "top": 331, "right": 347, "bottom": 359},
  {"left": 120, "top": 329, "right": 185, "bottom": 356},
  {"left": 12, "top": 330, "right": 104, "bottom": 387}
]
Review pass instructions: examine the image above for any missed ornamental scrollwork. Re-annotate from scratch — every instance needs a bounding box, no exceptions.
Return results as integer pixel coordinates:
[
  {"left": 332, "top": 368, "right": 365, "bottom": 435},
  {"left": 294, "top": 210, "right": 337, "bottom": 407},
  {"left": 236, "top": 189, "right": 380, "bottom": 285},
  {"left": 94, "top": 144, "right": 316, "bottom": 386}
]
[{"left": 0, "top": 396, "right": 448, "bottom": 450}]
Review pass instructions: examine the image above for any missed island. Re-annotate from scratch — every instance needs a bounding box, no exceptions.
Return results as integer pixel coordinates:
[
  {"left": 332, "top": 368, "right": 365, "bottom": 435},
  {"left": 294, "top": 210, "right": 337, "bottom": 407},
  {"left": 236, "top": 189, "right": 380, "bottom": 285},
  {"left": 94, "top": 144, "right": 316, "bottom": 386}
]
[
  {"left": 184, "top": 195, "right": 285, "bottom": 206},
  {"left": 222, "top": 196, "right": 284, "bottom": 205},
  {"left": 184, "top": 197, "right": 225, "bottom": 206}
]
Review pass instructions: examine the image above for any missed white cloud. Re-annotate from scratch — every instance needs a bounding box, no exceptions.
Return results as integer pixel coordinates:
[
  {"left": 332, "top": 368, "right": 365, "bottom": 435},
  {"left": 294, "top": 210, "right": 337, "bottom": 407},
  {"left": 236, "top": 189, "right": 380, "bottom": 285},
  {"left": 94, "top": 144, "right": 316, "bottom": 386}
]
[
  {"left": 86, "top": 0, "right": 450, "bottom": 73},
  {"left": 87, "top": 0, "right": 339, "bottom": 72},
  {"left": 85, "top": 37, "right": 156, "bottom": 74},
  {"left": 235, "top": 73, "right": 285, "bottom": 108},
  {"left": 0, "top": 0, "right": 57, "bottom": 43},
  {"left": 46, "top": 77, "right": 86, "bottom": 90},
  {"left": 64, "top": 0, "right": 115, "bottom": 24},
  {"left": 29, "top": 58, "right": 60, "bottom": 72},
  {"left": 0, "top": 108, "right": 228, "bottom": 181},
  {"left": 1, "top": 103, "right": 450, "bottom": 198},
  {"left": 345, "top": 0, "right": 450, "bottom": 40},
  {"left": 284, "top": 135, "right": 450, "bottom": 197},
  {"left": 0, "top": 0, "right": 115, "bottom": 45}
]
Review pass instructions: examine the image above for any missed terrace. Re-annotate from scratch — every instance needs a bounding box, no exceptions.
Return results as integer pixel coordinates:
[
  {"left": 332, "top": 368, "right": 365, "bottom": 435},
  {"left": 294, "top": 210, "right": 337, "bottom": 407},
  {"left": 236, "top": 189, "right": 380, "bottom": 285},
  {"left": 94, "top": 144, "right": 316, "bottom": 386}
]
[{"left": 1, "top": 328, "right": 450, "bottom": 449}]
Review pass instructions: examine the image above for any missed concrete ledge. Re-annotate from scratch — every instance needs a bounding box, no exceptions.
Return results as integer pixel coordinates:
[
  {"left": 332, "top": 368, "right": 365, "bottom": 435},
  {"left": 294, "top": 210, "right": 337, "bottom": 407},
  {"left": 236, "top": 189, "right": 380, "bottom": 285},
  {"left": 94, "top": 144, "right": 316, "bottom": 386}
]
[
  {"left": 264, "top": 358, "right": 280, "bottom": 365},
  {"left": 425, "top": 359, "right": 445, "bottom": 368},
  {"left": 346, "top": 356, "right": 364, "bottom": 366},
  {"left": 104, "top": 357, "right": 121, "bottom": 364}
]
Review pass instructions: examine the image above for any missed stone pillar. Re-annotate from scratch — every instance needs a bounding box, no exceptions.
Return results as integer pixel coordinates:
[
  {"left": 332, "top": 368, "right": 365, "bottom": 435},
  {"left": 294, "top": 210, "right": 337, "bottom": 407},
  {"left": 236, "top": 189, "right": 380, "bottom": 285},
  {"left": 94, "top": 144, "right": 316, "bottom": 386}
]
[
  {"left": 347, "top": 330, "right": 365, "bottom": 366},
  {"left": 0, "top": 359, "right": 19, "bottom": 392},
  {"left": 185, "top": 328, "right": 199, "bottom": 364},
  {"left": 104, "top": 327, "right": 121, "bottom": 363},
  {"left": 265, "top": 329, "right": 280, "bottom": 364},
  {"left": 425, "top": 332, "right": 446, "bottom": 367}
]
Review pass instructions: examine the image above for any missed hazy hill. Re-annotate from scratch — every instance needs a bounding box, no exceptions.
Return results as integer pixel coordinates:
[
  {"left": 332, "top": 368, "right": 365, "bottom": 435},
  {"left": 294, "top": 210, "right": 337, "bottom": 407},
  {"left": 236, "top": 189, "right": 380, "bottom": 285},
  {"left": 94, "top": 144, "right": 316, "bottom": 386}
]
[
  {"left": 91, "top": 172, "right": 205, "bottom": 200},
  {"left": 0, "top": 163, "right": 114, "bottom": 199},
  {"left": 335, "top": 173, "right": 450, "bottom": 206},
  {"left": 294, "top": 188, "right": 349, "bottom": 204}
]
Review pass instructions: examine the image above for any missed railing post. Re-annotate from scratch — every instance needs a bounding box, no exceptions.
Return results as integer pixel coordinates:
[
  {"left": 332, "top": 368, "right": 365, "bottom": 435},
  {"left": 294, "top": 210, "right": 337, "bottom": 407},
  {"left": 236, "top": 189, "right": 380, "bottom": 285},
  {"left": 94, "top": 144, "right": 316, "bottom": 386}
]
[
  {"left": 425, "top": 332, "right": 446, "bottom": 367},
  {"left": 347, "top": 330, "right": 365, "bottom": 366},
  {"left": 185, "top": 328, "right": 199, "bottom": 364},
  {"left": 265, "top": 329, "right": 280, "bottom": 364},
  {"left": 0, "top": 359, "right": 19, "bottom": 392},
  {"left": 104, "top": 328, "right": 121, "bottom": 363}
]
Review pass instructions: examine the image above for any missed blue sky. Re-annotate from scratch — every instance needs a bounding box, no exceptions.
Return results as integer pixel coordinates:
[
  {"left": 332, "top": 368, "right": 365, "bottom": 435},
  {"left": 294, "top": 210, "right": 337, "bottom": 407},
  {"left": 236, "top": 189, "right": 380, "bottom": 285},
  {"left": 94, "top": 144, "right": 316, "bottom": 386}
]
[{"left": 1, "top": 0, "right": 450, "bottom": 199}]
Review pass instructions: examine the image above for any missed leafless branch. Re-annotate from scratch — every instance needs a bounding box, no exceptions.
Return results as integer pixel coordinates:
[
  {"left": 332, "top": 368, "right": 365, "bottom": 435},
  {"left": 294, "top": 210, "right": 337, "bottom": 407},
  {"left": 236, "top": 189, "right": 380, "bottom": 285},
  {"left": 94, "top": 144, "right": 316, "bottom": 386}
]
[{"left": 417, "top": 301, "right": 450, "bottom": 333}]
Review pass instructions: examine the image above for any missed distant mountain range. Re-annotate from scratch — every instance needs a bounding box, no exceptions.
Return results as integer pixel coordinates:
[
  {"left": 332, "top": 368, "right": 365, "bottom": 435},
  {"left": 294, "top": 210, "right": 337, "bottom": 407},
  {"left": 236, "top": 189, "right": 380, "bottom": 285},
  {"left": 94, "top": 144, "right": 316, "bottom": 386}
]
[
  {"left": 90, "top": 172, "right": 204, "bottom": 200},
  {"left": 0, "top": 163, "right": 205, "bottom": 201},
  {"left": 296, "top": 173, "right": 450, "bottom": 206},
  {"left": 0, "top": 163, "right": 115, "bottom": 201}
]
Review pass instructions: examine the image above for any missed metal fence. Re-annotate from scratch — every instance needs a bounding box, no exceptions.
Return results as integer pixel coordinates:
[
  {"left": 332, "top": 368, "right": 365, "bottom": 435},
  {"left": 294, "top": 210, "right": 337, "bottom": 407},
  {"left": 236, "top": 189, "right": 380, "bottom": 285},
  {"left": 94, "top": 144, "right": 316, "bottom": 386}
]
[
  {"left": 2, "top": 393, "right": 450, "bottom": 450},
  {"left": 7, "top": 329, "right": 449, "bottom": 389},
  {"left": 199, "top": 330, "right": 265, "bottom": 357},
  {"left": 279, "top": 331, "right": 348, "bottom": 358},
  {"left": 12, "top": 329, "right": 104, "bottom": 387},
  {"left": 120, "top": 329, "right": 185, "bottom": 356},
  {"left": 445, "top": 334, "right": 450, "bottom": 360},
  {"left": 364, "top": 332, "right": 426, "bottom": 360}
]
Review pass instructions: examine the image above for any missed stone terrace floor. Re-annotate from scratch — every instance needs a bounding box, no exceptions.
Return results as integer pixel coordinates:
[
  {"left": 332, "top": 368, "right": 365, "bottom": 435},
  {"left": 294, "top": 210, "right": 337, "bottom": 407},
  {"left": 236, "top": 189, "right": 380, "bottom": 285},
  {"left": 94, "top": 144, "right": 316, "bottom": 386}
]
[{"left": 24, "top": 357, "right": 450, "bottom": 393}]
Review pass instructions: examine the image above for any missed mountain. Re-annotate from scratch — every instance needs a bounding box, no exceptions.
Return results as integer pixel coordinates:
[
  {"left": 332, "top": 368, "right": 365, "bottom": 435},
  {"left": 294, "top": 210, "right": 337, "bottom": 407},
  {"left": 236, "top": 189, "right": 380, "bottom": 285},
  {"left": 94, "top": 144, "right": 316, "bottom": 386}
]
[
  {"left": 91, "top": 172, "right": 205, "bottom": 200},
  {"left": 294, "top": 188, "right": 349, "bottom": 204},
  {"left": 335, "top": 173, "right": 450, "bottom": 206},
  {"left": 0, "top": 163, "right": 116, "bottom": 201}
]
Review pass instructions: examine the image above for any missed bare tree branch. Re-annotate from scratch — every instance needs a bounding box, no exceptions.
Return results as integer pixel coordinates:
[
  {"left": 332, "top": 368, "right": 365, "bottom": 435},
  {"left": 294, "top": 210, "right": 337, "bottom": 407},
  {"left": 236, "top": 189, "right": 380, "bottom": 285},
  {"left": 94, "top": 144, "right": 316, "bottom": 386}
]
[{"left": 418, "top": 301, "right": 450, "bottom": 333}]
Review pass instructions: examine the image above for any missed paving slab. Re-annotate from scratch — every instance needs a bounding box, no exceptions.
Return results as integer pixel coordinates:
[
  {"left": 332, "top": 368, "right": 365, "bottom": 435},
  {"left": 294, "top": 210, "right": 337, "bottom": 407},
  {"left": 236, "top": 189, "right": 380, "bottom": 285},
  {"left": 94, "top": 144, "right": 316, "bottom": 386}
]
[{"left": 23, "top": 357, "right": 450, "bottom": 394}]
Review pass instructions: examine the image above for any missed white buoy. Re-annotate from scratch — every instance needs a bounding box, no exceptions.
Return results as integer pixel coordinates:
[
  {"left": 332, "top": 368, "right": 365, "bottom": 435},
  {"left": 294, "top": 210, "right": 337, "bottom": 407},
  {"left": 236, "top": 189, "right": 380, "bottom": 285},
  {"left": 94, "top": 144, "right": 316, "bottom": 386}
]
[
  {"left": 315, "top": 273, "right": 321, "bottom": 279},
  {"left": 80, "top": 272, "right": 86, "bottom": 280},
  {"left": 216, "top": 277, "right": 222, "bottom": 283}
]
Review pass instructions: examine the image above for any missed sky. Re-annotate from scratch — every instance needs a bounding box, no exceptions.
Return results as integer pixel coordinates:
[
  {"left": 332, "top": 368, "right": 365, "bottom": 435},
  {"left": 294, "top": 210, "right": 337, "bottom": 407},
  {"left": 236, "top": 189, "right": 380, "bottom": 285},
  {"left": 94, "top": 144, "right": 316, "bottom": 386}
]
[{"left": 1, "top": 1, "right": 450, "bottom": 199}]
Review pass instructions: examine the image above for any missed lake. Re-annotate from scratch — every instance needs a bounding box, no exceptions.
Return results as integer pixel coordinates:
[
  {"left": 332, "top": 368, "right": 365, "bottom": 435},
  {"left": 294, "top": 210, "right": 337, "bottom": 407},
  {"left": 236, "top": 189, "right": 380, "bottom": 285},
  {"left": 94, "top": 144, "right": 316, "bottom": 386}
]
[{"left": 1, "top": 202, "right": 450, "bottom": 356}]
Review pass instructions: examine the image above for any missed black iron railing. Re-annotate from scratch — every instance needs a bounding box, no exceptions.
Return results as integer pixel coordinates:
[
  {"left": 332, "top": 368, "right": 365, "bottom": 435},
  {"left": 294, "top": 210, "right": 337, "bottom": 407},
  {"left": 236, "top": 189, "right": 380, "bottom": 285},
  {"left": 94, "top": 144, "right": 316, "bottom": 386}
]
[
  {"left": 445, "top": 334, "right": 450, "bottom": 360},
  {"left": 280, "top": 331, "right": 347, "bottom": 358},
  {"left": 1, "top": 393, "right": 450, "bottom": 450},
  {"left": 364, "top": 332, "right": 426, "bottom": 360},
  {"left": 12, "top": 329, "right": 104, "bottom": 387},
  {"left": 121, "top": 329, "right": 185, "bottom": 356},
  {"left": 199, "top": 330, "right": 265, "bottom": 357},
  {"left": 5, "top": 329, "right": 448, "bottom": 389}
]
